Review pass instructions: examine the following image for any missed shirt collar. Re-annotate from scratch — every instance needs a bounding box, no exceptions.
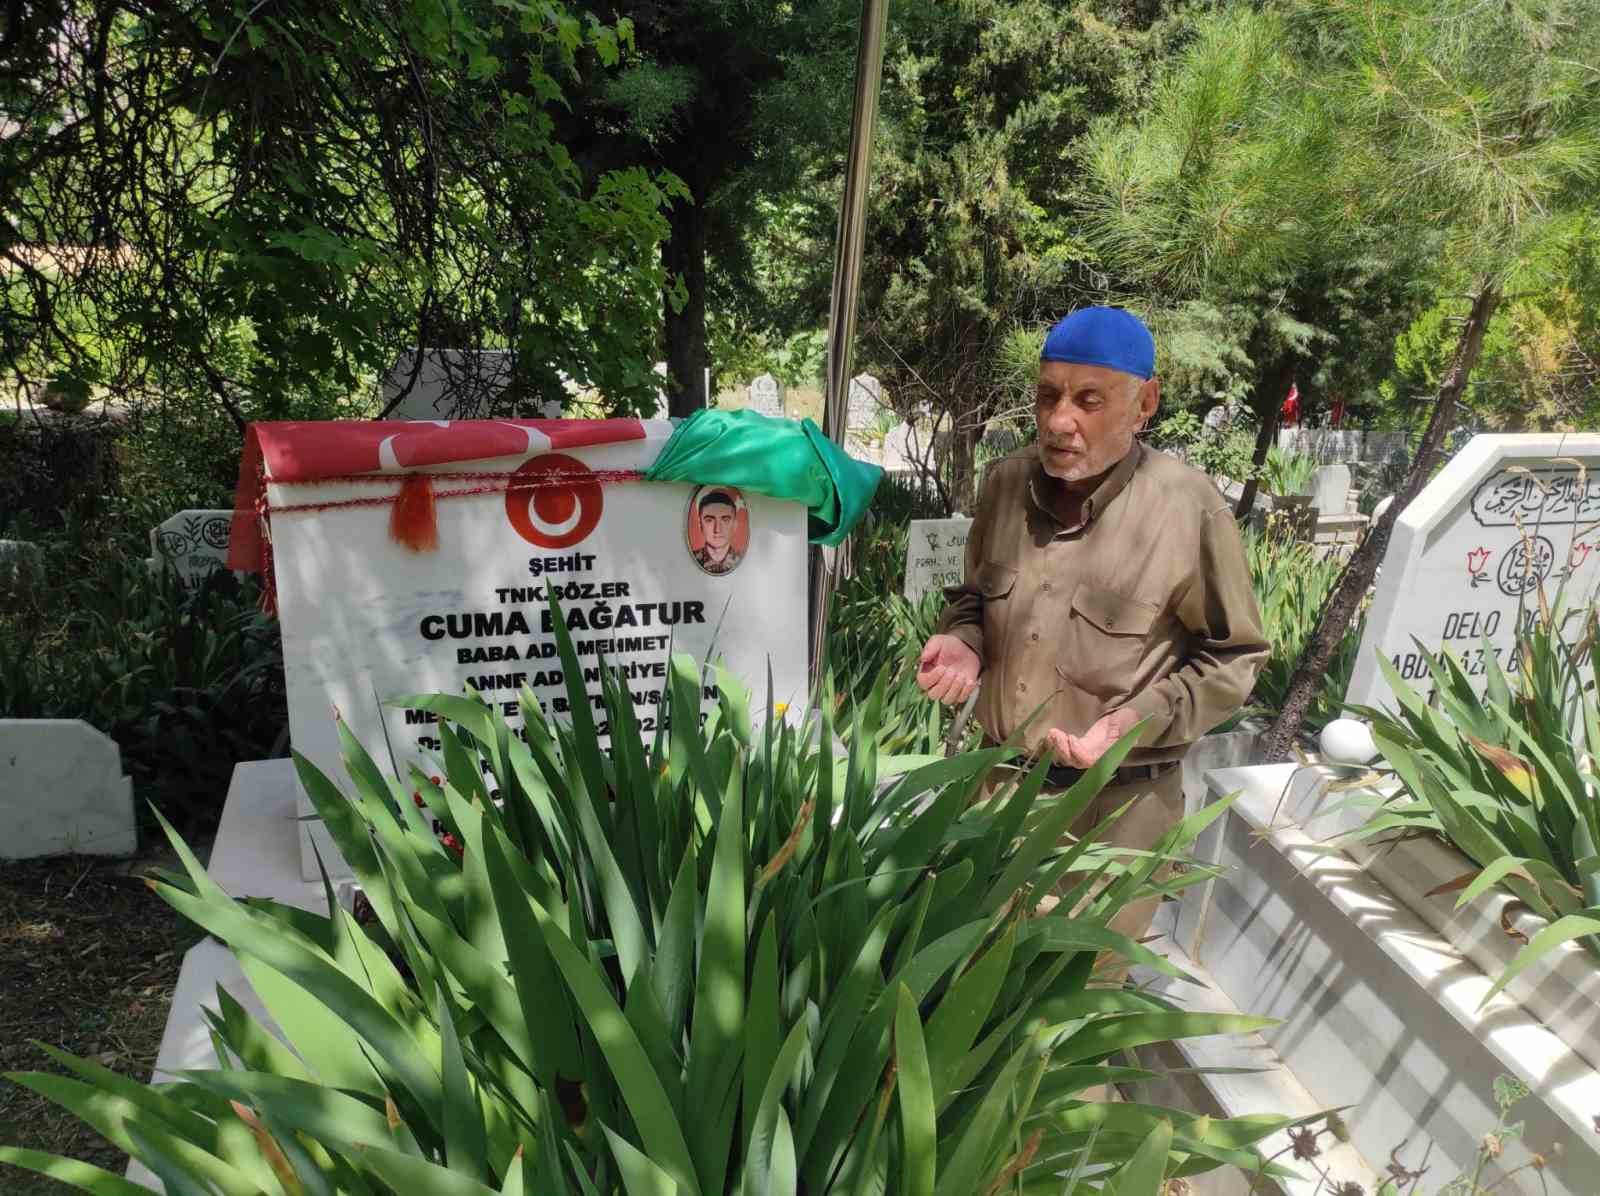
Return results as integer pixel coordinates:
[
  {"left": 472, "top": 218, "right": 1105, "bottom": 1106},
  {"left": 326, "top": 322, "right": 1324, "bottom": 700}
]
[{"left": 1027, "top": 441, "right": 1143, "bottom": 531}]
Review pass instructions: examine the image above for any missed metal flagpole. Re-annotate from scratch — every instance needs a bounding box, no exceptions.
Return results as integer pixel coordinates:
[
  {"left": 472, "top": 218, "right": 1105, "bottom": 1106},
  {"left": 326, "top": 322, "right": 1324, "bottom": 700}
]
[{"left": 808, "top": 0, "right": 890, "bottom": 685}]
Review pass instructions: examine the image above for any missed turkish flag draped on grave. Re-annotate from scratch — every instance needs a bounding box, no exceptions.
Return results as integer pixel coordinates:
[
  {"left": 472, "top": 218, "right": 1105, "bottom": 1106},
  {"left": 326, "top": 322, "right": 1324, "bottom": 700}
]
[
  {"left": 229, "top": 419, "right": 660, "bottom": 586},
  {"left": 230, "top": 413, "right": 883, "bottom": 608}
]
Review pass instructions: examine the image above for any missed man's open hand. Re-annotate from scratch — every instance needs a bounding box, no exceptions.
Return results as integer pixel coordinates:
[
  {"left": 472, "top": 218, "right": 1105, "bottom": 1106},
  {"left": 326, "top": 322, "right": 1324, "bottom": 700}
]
[
  {"left": 916, "top": 634, "right": 980, "bottom": 706},
  {"left": 1046, "top": 707, "right": 1139, "bottom": 769}
]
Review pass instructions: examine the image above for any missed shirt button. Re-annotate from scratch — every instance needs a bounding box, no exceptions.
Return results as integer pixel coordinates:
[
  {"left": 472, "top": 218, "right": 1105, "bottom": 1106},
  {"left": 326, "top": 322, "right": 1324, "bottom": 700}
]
[
  {"left": 1030, "top": 631, "right": 1039, "bottom": 641},
  {"left": 1017, "top": 681, "right": 1027, "bottom": 693},
  {"left": 1106, "top": 615, "right": 1116, "bottom": 627},
  {"left": 1042, "top": 582, "right": 1052, "bottom": 592}
]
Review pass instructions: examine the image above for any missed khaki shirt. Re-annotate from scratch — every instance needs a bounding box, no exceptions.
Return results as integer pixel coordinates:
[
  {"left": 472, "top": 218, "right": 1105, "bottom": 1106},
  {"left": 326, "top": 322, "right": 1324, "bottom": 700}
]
[{"left": 937, "top": 443, "right": 1268, "bottom": 764}]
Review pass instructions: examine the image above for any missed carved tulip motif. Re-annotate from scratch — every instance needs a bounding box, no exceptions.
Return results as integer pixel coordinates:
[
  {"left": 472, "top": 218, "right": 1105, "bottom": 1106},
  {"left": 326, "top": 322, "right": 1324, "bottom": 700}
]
[{"left": 1467, "top": 546, "right": 1492, "bottom": 588}]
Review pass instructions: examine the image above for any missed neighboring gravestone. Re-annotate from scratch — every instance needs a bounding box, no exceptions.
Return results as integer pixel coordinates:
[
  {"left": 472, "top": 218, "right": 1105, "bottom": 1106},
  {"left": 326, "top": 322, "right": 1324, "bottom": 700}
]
[
  {"left": 150, "top": 510, "right": 234, "bottom": 584},
  {"left": 234, "top": 420, "right": 810, "bottom": 879},
  {"left": 903, "top": 517, "right": 973, "bottom": 603},
  {"left": 1279, "top": 427, "right": 1408, "bottom": 466},
  {"left": 1347, "top": 434, "right": 1600, "bottom": 711},
  {"left": 847, "top": 373, "right": 882, "bottom": 431},
  {"left": 748, "top": 373, "right": 784, "bottom": 418},
  {"left": 381, "top": 349, "right": 564, "bottom": 421},
  {"left": 1312, "top": 464, "right": 1352, "bottom": 516},
  {"left": 1, "top": 720, "right": 135, "bottom": 858},
  {"left": 0, "top": 539, "right": 42, "bottom": 583}
]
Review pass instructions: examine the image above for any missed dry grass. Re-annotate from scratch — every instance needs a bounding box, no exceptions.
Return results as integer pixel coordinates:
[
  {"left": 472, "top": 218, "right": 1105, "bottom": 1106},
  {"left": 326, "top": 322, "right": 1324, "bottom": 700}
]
[{"left": 0, "top": 853, "right": 203, "bottom": 1194}]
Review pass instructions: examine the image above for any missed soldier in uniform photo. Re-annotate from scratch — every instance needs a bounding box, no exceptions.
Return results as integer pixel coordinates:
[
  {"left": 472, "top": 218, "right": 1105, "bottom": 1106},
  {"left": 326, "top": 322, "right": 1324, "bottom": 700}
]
[{"left": 689, "top": 487, "right": 746, "bottom": 575}]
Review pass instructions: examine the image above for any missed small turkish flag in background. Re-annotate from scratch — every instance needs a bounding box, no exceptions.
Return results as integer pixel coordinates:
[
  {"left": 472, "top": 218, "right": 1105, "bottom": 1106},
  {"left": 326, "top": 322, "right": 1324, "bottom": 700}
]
[{"left": 1280, "top": 383, "right": 1301, "bottom": 427}]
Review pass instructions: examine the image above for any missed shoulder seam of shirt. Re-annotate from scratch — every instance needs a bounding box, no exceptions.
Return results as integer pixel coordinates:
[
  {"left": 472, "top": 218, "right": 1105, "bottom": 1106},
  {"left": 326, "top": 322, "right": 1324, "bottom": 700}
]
[{"left": 1136, "top": 449, "right": 1231, "bottom": 518}]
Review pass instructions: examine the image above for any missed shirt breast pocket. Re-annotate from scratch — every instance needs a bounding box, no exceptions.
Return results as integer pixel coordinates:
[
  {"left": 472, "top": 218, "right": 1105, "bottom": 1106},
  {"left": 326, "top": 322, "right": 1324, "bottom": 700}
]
[
  {"left": 1061, "top": 580, "right": 1162, "bottom": 701},
  {"left": 976, "top": 562, "right": 1018, "bottom": 657}
]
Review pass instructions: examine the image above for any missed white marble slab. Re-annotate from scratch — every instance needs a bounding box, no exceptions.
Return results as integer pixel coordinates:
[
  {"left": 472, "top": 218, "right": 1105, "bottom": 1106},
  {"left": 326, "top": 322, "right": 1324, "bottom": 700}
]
[
  {"left": 0, "top": 719, "right": 135, "bottom": 858},
  {"left": 1193, "top": 762, "right": 1600, "bottom": 1194}
]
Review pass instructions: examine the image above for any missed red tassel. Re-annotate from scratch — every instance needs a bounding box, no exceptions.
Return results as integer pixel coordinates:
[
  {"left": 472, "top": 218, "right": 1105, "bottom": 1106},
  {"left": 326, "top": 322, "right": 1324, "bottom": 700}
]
[{"left": 390, "top": 473, "right": 440, "bottom": 552}]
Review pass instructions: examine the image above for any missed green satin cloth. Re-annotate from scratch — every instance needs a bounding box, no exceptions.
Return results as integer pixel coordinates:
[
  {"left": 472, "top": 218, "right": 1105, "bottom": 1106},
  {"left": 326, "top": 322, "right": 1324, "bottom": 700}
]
[{"left": 643, "top": 408, "right": 883, "bottom": 545}]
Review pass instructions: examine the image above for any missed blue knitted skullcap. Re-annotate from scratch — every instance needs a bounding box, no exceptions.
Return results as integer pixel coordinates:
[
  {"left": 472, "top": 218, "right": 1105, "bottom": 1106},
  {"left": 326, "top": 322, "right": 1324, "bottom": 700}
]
[{"left": 1040, "top": 307, "right": 1155, "bottom": 380}]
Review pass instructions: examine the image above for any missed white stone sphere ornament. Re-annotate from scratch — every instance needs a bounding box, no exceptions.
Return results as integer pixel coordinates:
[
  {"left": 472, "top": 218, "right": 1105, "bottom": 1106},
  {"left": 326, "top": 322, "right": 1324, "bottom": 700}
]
[{"left": 1319, "top": 717, "right": 1378, "bottom": 765}]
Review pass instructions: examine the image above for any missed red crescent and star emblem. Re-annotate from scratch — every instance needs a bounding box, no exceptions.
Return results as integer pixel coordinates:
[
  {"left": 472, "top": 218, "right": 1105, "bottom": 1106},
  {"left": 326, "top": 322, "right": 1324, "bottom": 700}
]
[{"left": 504, "top": 453, "right": 603, "bottom": 548}]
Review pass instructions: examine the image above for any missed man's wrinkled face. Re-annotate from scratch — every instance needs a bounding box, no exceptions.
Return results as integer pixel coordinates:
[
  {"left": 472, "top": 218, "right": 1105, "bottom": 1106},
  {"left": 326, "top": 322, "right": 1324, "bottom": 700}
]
[
  {"left": 1034, "top": 361, "right": 1159, "bottom": 482},
  {"left": 700, "top": 504, "right": 736, "bottom": 553}
]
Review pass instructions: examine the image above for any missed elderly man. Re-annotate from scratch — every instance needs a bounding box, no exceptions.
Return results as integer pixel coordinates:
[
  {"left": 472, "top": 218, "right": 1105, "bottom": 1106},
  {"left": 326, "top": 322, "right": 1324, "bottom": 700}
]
[{"left": 917, "top": 306, "right": 1268, "bottom": 947}]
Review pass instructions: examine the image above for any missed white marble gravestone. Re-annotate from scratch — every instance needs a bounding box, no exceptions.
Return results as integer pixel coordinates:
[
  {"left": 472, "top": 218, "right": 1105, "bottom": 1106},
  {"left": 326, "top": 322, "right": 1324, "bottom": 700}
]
[
  {"left": 150, "top": 510, "right": 234, "bottom": 585},
  {"left": 1347, "top": 434, "right": 1600, "bottom": 711},
  {"left": 847, "top": 373, "right": 883, "bottom": 431},
  {"left": 748, "top": 373, "right": 784, "bottom": 418},
  {"left": 1311, "top": 463, "right": 1351, "bottom": 516},
  {"left": 248, "top": 421, "right": 810, "bottom": 879},
  {"left": 381, "top": 349, "right": 563, "bottom": 421},
  {"left": 903, "top": 518, "right": 972, "bottom": 603},
  {"left": 1, "top": 720, "right": 135, "bottom": 858}
]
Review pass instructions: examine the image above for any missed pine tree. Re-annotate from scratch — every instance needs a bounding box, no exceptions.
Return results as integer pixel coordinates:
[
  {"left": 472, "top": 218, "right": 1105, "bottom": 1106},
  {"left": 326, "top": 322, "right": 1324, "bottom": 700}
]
[
  {"left": 1262, "top": 0, "right": 1600, "bottom": 757},
  {"left": 1076, "top": 4, "right": 1436, "bottom": 516}
]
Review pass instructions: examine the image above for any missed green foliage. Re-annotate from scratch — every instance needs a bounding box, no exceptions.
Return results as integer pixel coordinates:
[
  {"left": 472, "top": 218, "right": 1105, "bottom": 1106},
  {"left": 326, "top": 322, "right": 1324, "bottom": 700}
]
[
  {"left": 1390, "top": 216, "right": 1600, "bottom": 432},
  {"left": 838, "top": 0, "right": 1193, "bottom": 507},
  {"left": 1242, "top": 532, "right": 1362, "bottom": 734},
  {"left": 1151, "top": 410, "right": 1257, "bottom": 483},
  {"left": 1, "top": 598, "right": 1292, "bottom": 1193},
  {"left": 1081, "top": 6, "right": 1335, "bottom": 297},
  {"left": 1314, "top": 0, "right": 1600, "bottom": 432},
  {"left": 1348, "top": 599, "right": 1600, "bottom": 996},
  {"left": 562, "top": 0, "right": 858, "bottom": 408},
  {"left": 5, "top": 0, "right": 681, "bottom": 429},
  {"left": 0, "top": 540, "right": 286, "bottom": 834},
  {"left": 828, "top": 474, "right": 958, "bottom": 754},
  {"left": 1258, "top": 446, "right": 1316, "bottom": 498},
  {"left": 0, "top": 416, "right": 122, "bottom": 536}
]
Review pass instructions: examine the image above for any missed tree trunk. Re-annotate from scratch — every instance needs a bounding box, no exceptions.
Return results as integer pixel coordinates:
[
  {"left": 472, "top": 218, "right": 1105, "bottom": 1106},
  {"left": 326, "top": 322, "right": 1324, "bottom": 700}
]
[
  {"left": 661, "top": 195, "right": 708, "bottom": 418},
  {"left": 1261, "top": 281, "right": 1500, "bottom": 761},
  {"left": 1233, "top": 353, "right": 1296, "bottom": 520},
  {"left": 948, "top": 422, "right": 980, "bottom": 515}
]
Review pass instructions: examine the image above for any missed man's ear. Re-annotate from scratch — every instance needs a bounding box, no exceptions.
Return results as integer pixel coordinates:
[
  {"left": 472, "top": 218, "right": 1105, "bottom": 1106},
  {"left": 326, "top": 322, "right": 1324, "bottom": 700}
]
[{"left": 1136, "top": 377, "right": 1160, "bottom": 430}]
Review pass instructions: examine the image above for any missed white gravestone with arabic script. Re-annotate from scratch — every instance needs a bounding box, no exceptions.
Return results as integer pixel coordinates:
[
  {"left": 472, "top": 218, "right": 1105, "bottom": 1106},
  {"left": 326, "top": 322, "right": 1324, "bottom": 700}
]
[
  {"left": 1347, "top": 434, "right": 1600, "bottom": 712},
  {"left": 903, "top": 518, "right": 973, "bottom": 604},
  {"left": 150, "top": 510, "right": 235, "bottom": 585},
  {"left": 748, "top": 373, "right": 785, "bottom": 418}
]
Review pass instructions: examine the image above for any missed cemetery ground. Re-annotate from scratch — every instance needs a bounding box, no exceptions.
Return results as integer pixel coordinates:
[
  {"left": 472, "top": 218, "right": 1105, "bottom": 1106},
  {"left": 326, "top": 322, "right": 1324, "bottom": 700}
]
[{"left": 0, "top": 850, "right": 203, "bottom": 1194}]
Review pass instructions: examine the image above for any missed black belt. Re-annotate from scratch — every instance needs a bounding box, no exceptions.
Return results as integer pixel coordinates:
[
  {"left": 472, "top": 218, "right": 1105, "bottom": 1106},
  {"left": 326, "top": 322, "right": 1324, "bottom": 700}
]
[{"left": 1043, "top": 758, "right": 1180, "bottom": 790}]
